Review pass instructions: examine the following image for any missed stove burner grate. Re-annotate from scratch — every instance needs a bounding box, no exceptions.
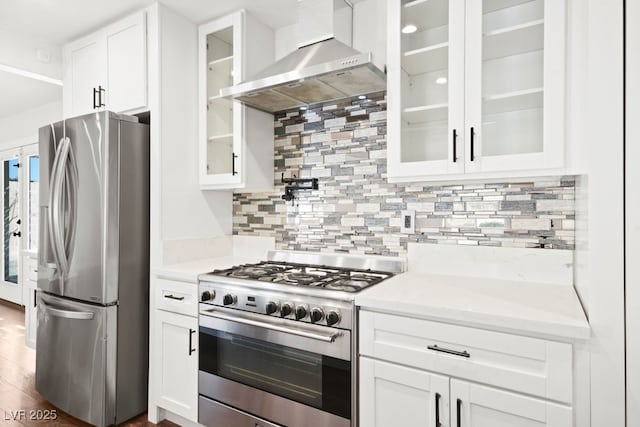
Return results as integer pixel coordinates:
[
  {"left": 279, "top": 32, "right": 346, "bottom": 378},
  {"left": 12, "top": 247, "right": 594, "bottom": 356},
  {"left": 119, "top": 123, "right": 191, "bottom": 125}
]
[{"left": 209, "top": 261, "right": 393, "bottom": 292}]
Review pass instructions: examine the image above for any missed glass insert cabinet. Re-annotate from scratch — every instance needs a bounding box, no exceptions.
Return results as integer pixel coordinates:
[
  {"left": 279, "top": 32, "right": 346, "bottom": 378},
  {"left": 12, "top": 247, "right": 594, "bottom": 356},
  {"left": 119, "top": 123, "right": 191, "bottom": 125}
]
[
  {"left": 387, "top": 0, "right": 566, "bottom": 181},
  {"left": 199, "top": 13, "right": 242, "bottom": 187},
  {"left": 198, "top": 10, "right": 275, "bottom": 191}
]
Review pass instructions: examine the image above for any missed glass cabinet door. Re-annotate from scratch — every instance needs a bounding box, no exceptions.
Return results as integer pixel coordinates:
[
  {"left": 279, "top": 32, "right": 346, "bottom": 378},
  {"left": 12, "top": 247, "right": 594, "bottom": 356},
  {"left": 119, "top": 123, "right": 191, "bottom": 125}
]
[
  {"left": 465, "top": 0, "right": 565, "bottom": 172},
  {"left": 206, "top": 27, "right": 234, "bottom": 176},
  {"left": 200, "top": 14, "right": 243, "bottom": 186},
  {"left": 388, "top": 0, "right": 464, "bottom": 178}
]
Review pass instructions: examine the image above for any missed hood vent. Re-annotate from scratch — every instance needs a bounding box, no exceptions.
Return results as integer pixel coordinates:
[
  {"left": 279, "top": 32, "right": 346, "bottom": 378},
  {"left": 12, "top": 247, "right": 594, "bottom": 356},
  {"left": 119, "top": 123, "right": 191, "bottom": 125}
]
[{"left": 219, "top": 0, "right": 386, "bottom": 113}]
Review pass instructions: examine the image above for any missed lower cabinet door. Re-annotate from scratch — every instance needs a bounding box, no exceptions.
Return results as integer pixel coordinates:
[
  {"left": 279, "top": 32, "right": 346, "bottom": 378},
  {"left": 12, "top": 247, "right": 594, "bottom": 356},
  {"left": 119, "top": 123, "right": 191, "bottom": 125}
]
[
  {"left": 155, "top": 310, "right": 198, "bottom": 421},
  {"left": 360, "top": 357, "right": 450, "bottom": 427},
  {"left": 451, "top": 379, "right": 572, "bottom": 427}
]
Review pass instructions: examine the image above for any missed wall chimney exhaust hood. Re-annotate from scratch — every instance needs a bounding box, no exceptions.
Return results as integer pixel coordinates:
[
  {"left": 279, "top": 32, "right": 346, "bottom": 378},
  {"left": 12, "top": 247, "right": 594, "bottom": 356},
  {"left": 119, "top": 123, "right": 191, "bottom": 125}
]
[{"left": 219, "top": 0, "right": 386, "bottom": 113}]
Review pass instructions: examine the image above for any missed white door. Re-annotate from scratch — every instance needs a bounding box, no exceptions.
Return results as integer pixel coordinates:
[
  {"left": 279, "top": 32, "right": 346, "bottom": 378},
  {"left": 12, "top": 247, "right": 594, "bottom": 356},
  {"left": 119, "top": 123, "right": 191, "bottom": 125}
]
[
  {"left": 451, "top": 379, "right": 571, "bottom": 427},
  {"left": 360, "top": 357, "right": 450, "bottom": 427},
  {"left": 22, "top": 144, "right": 39, "bottom": 348},
  {"left": 387, "top": 0, "right": 465, "bottom": 179},
  {"left": 105, "top": 11, "right": 147, "bottom": 113},
  {"left": 0, "top": 148, "right": 23, "bottom": 303},
  {"left": 64, "top": 36, "right": 106, "bottom": 118},
  {"left": 464, "top": 0, "right": 565, "bottom": 173},
  {"left": 155, "top": 310, "right": 198, "bottom": 421}
]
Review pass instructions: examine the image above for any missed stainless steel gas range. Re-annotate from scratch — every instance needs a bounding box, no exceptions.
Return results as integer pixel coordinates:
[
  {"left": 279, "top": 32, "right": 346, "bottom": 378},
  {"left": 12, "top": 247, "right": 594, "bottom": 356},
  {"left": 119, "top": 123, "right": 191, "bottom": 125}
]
[{"left": 197, "top": 251, "right": 405, "bottom": 427}]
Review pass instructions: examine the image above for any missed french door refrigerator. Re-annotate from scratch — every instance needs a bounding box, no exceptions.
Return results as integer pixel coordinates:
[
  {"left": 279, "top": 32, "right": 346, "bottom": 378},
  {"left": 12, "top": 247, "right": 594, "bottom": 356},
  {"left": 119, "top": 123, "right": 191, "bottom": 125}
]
[{"left": 36, "top": 111, "right": 150, "bottom": 426}]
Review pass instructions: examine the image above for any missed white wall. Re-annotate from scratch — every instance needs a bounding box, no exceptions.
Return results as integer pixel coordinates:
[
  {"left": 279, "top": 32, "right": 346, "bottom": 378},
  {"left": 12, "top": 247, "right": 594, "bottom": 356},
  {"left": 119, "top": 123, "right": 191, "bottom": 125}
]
[
  {"left": 0, "top": 100, "right": 62, "bottom": 149},
  {"left": 353, "top": 0, "right": 386, "bottom": 71},
  {"left": 0, "top": 28, "right": 62, "bottom": 79},
  {"left": 158, "top": 5, "right": 232, "bottom": 245}
]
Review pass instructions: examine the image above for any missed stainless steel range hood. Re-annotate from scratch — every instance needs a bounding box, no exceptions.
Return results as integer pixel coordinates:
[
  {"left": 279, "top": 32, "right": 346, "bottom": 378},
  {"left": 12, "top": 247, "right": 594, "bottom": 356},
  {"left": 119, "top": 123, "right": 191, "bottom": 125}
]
[{"left": 219, "top": 0, "right": 386, "bottom": 113}]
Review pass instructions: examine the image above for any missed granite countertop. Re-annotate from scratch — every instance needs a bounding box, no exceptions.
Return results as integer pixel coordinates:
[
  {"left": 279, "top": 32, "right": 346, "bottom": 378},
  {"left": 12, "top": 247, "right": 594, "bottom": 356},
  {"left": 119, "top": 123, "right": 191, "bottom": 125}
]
[{"left": 356, "top": 271, "right": 590, "bottom": 341}]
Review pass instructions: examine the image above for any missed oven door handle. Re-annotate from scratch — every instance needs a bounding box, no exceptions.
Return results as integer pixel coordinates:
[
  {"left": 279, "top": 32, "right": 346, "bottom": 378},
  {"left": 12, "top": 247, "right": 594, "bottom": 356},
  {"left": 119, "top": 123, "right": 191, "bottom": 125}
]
[{"left": 202, "top": 310, "right": 343, "bottom": 343}]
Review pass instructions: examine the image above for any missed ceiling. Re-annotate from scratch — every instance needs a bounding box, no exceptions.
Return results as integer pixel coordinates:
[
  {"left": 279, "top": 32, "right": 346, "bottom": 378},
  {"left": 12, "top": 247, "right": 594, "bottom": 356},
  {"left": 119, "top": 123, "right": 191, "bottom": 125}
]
[
  {"left": 0, "top": 0, "right": 365, "bottom": 120},
  {"left": 0, "top": 70, "right": 61, "bottom": 117},
  {"left": 0, "top": 0, "right": 366, "bottom": 44}
]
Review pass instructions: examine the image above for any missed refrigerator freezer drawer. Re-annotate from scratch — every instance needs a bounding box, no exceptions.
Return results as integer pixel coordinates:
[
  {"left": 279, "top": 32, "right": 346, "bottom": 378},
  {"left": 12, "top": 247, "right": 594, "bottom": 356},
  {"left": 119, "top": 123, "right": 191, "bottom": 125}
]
[{"left": 35, "top": 292, "right": 117, "bottom": 427}]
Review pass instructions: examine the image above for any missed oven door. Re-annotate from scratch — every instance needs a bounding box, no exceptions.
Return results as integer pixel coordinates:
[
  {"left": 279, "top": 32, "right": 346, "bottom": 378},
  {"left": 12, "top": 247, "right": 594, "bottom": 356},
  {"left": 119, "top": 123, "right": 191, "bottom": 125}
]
[{"left": 199, "top": 307, "right": 351, "bottom": 427}]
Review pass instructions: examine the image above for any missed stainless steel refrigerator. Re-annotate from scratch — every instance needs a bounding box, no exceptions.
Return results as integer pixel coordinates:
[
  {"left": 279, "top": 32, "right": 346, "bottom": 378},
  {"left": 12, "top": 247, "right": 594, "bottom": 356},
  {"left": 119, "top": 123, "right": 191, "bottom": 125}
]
[{"left": 36, "top": 111, "right": 150, "bottom": 426}]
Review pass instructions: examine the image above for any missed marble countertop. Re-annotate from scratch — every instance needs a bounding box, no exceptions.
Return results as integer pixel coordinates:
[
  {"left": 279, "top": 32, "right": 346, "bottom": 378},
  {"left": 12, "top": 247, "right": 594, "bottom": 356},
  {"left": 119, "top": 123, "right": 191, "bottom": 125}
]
[
  {"left": 356, "top": 272, "right": 590, "bottom": 341},
  {"left": 152, "top": 256, "right": 261, "bottom": 283}
]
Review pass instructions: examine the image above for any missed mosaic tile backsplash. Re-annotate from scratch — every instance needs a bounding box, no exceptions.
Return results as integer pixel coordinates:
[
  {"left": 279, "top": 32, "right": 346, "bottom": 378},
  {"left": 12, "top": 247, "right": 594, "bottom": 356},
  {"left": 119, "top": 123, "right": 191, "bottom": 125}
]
[{"left": 233, "top": 93, "right": 575, "bottom": 256}]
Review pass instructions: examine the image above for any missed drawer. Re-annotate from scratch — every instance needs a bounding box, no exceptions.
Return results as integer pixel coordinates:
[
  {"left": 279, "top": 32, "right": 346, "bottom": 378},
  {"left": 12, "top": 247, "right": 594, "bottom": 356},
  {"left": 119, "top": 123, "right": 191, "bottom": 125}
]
[
  {"left": 359, "top": 310, "right": 572, "bottom": 404},
  {"left": 155, "top": 278, "right": 198, "bottom": 317}
]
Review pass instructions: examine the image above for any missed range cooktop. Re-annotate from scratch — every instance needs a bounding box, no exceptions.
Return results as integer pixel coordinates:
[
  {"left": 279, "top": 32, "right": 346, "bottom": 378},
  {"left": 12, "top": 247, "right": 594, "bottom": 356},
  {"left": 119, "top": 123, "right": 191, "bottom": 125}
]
[{"left": 208, "top": 261, "right": 394, "bottom": 293}]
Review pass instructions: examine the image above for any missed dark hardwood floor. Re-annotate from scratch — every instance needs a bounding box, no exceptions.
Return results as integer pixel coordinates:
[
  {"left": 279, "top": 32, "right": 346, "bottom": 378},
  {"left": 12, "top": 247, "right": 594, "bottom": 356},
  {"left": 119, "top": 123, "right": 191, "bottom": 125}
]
[{"left": 0, "top": 300, "right": 177, "bottom": 426}]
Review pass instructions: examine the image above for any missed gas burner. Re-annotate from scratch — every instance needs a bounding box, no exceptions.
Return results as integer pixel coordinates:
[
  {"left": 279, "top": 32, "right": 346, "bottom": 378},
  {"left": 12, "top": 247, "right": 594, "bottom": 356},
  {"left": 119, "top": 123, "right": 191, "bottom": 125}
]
[
  {"left": 209, "top": 261, "right": 394, "bottom": 293},
  {"left": 282, "top": 273, "right": 319, "bottom": 284}
]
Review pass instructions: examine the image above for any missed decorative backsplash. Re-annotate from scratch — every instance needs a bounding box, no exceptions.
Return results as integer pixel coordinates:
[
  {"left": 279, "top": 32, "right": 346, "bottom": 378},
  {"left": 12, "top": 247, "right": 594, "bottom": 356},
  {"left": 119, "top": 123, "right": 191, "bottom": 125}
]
[{"left": 233, "top": 93, "right": 575, "bottom": 256}]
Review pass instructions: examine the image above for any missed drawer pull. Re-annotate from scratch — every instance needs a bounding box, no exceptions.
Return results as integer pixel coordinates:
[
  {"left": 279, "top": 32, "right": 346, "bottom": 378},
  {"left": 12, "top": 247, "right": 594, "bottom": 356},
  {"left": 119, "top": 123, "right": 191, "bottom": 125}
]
[
  {"left": 189, "top": 328, "right": 196, "bottom": 355},
  {"left": 164, "top": 294, "right": 185, "bottom": 301},
  {"left": 427, "top": 344, "right": 470, "bottom": 358}
]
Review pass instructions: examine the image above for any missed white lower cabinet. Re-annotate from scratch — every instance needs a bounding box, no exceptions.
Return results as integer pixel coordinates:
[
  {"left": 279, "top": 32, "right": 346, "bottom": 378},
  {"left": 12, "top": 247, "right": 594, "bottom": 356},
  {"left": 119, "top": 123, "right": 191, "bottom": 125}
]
[
  {"left": 359, "top": 310, "right": 575, "bottom": 427},
  {"left": 451, "top": 380, "right": 572, "bottom": 427},
  {"left": 154, "top": 309, "right": 198, "bottom": 421},
  {"left": 360, "top": 357, "right": 450, "bottom": 427}
]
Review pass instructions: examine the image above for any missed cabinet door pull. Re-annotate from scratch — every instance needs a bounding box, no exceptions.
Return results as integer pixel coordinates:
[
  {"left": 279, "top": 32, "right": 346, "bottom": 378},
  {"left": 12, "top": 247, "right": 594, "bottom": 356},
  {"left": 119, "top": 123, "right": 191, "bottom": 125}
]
[
  {"left": 98, "top": 85, "right": 106, "bottom": 108},
  {"left": 456, "top": 398, "right": 462, "bottom": 427},
  {"left": 427, "top": 344, "right": 470, "bottom": 358},
  {"left": 189, "top": 328, "right": 196, "bottom": 355},
  {"left": 470, "top": 126, "right": 475, "bottom": 162},
  {"left": 452, "top": 129, "right": 458, "bottom": 163},
  {"left": 435, "top": 392, "right": 441, "bottom": 427},
  {"left": 93, "top": 87, "right": 99, "bottom": 109},
  {"left": 164, "top": 294, "right": 185, "bottom": 301},
  {"left": 232, "top": 152, "right": 238, "bottom": 176}
]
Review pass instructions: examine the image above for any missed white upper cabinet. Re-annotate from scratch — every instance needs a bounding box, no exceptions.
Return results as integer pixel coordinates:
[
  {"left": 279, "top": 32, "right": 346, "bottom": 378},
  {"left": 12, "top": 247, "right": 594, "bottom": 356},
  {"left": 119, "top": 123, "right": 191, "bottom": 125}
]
[
  {"left": 63, "top": 11, "right": 147, "bottom": 118},
  {"left": 105, "top": 12, "right": 147, "bottom": 114},
  {"left": 65, "top": 37, "right": 106, "bottom": 117},
  {"left": 198, "top": 10, "right": 274, "bottom": 191},
  {"left": 388, "top": 0, "right": 465, "bottom": 178},
  {"left": 387, "top": 0, "right": 566, "bottom": 181}
]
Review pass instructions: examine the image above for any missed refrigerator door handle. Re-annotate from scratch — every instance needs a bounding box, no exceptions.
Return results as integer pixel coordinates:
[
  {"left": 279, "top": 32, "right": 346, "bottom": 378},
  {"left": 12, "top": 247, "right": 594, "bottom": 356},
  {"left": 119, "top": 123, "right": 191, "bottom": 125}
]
[
  {"left": 50, "top": 137, "right": 71, "bottom": 278},
  {"left": 48, "top": 138, "right": 66, "bottom": 275},
  {"left": 62, "top": 140, "right": 78, "bottom": 267},
  {"left": 41, "top": 300, "right": 94, "bottom": 320}
]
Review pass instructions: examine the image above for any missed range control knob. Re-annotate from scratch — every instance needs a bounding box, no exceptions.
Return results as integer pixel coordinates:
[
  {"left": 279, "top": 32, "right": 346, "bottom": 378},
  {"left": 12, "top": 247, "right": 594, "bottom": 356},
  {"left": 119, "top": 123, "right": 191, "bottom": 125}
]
[
  {"left": 310, "top": 307, "right": 325, "bottom": 323},
  {"left": 222, "top": 294, "right": 236, "bottom": 306},
  {"left": 266, "top": 301, "right": 279, "bottom": 315},
  {"left": 201, "top": 290, "right": 214, "bottom": 302},
  {"left": 295, "top": 305, "right": 307, "bottom": 320},
  {"left": 280, "top": 303, "right": 293, "bottom": 317},
  {"left": 326, "top": 311, "right": 341, "bottom": 326}
]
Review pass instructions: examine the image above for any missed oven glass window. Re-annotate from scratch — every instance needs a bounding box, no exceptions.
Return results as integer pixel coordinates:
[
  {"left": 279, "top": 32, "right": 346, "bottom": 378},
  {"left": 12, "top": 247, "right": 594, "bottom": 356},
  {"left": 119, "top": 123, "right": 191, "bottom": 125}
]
[{"left": 200, "top": 327, "right": 351, "bottom": 419}]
